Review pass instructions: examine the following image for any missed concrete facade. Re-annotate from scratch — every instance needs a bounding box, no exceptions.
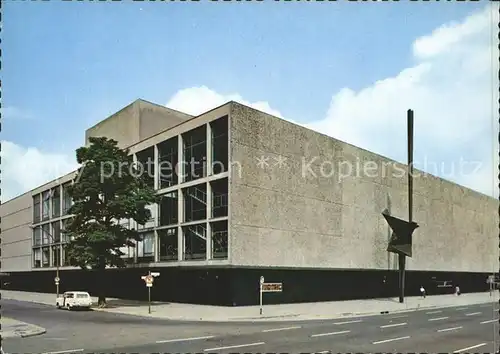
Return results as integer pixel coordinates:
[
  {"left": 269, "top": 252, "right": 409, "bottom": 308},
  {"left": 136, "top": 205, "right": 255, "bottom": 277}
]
[
  {"left": 228, "top": 102, "right": 498, "bottom": 273},
  {"left": 0, "top": 99, "right": 497, "bottom": 304},
  {"left": 85, "top": 99, "right": 192, "bottom": 149}
]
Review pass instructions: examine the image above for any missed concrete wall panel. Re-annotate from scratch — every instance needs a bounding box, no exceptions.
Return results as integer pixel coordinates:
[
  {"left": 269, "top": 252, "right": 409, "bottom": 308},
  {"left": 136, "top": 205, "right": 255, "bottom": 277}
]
[{"left": 229, "top": 102, "right": 498, "bottom": 273}]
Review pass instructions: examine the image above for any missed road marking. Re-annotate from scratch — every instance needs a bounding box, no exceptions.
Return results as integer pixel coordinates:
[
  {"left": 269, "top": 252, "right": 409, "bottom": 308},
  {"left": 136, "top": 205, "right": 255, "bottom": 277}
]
[
  {"left": 262, "top": 325, "right": 301, "bottom": 332},
  {"left": 429, "top": 316, "right": 449, "bottom": 321},
  {"left": 41, "top": 350, "right": 84, "bottom": 354},
  {"left": 480, "top": 319, "right": 498, "bottom": 324},
  {"left": 156, "top": 335, "right": 214, "bottom": 344},
  {"left": 426, "top": 310, "right": 442, "bottom": 314},
  {"left": 456, "top": 307, "right": 468, "bottom": 310},
  {"left": 372, "top": 336, "right": 410, "bottom": 344},
  {"left": 380, "top": 322, "right": 407, "bottom": 328},
  {"left": 311, "top": 330, "right": 351, "bottom": 337},
  {"left": 204, "top": 342, "right": 265, "bottom": 351},
  {"left": 388, "top": 315, "right": 408, "bottom": 319},
  {"left": 479, "top": 304, "right": 495, "bottom": 308},
  {"left": 333, "top": 319, "right": 363, "bottom": 325},
  {"left": 465, "top": 312, "right": 481, "bottom": 316},
  {"left": 316, "top": 351, "right": 330, "bottom": 354},
  {"left": 453, "top": 342, "right": 486, "bottom": 353},
  {"left": 437, "top": 326, "right": 462, "bottom": 332}
]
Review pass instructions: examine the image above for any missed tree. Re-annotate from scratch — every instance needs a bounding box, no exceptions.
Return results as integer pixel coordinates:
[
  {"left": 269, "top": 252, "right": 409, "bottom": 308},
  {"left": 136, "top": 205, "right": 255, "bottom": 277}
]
[{"left": 63, "top": 137, "right": 159, "bottom": 307}]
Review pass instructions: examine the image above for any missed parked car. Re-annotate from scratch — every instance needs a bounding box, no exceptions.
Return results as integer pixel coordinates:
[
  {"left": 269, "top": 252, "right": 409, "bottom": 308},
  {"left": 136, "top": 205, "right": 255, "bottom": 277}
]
[{"left": 56, "top": 291, "right": 93, "bottom": 310}]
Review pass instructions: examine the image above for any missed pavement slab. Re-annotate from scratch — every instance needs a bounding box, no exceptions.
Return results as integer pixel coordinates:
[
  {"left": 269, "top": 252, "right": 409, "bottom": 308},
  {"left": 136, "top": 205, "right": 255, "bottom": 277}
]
[
  {"left": 2, "top": 289, "right": 497, "bottom": 322},
  {"left": 1, "top": 317, "right": 46, "bottom": 338}
]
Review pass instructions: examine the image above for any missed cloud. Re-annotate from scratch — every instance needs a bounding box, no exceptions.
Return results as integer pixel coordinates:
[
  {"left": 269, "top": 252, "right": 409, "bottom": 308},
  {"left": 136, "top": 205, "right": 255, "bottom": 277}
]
[
  {"left": 306, "top": 4, "right": 499, "bottom": 197},
  {"left": 166, "top": 86, "right": 284, "bottom": 118},
  {"left": 2, "top": 5, "right": 497, "bottom": 201},
  {"left": 1, "top": 141, "right": 79, "bottom": 202}
]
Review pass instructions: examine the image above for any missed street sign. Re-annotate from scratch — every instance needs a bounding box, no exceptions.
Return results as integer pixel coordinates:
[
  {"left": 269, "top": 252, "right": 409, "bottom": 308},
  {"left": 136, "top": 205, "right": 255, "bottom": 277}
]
[
  {"left": 261, "top": 282, "right": 283, "bottom": 292},
  {"left": 141, "top": 275, "right": 154, "bottom": 287}
]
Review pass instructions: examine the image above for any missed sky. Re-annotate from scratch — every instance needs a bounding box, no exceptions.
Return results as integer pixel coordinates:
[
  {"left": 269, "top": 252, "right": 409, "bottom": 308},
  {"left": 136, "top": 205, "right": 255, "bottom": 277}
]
[{"left": 2, "top": 1, "right": 498, "bottom": 202}]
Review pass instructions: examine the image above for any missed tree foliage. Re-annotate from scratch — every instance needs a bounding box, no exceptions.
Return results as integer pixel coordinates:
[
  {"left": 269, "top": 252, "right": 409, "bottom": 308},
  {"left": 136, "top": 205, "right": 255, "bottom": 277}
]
[{"left": 63, "top": 137, "right": 159, "bottom": 304}]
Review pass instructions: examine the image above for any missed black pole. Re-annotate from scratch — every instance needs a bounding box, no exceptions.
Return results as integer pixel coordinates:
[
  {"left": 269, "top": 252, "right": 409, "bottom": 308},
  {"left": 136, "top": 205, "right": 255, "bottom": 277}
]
[{"left": 399, "top": 109, "right": 414, "bottom": 303}]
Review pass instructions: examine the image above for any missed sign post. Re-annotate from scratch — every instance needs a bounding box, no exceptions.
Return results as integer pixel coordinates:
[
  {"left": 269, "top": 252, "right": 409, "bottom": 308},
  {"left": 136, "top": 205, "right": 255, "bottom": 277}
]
[
  {"left": 259, "top": 277, "right": 283, "bottom": 315},
  {"left": 54, "top": 276, "right": 60, "bottom": 296},
  {"left": 259, "top": 276, "right": 264, "bottom": 315},
  {"left": 141, "top": 271, "right": 160, "bottom": 314}
]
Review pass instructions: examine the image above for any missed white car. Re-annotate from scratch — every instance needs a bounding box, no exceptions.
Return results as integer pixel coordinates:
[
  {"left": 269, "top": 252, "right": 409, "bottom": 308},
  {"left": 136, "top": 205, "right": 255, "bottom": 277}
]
[{"left": 56, "top": 291, "right": 93, "bottom": 310}]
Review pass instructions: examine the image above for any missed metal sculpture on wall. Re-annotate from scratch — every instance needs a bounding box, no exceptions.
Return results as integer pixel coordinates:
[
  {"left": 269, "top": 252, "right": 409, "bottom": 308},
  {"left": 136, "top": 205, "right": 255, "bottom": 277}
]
[{"left": 382, "top": 109, "right": 419, "bottom": 304}]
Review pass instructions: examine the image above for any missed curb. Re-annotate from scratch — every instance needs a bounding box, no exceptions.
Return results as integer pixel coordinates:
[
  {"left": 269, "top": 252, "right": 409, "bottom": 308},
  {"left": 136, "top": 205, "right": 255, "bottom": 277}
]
[
  {"left": 1, "top": 327, "right": 46, "bottom": 339},
  {"left": 20, "top": 328, "right": 47, "bottom": 338},
  {"left": 3, "top": 295, "right": 497, "bottom": 323}
]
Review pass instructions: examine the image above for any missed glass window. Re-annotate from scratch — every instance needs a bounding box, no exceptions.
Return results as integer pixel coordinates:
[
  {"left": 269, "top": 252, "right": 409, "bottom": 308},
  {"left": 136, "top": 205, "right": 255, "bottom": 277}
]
[
  {"left": 135, "top": 147, "right": 155, "bottom": 189},
  {"left": 42, "top": 191, "right": 50, "bottom": 220},
  {"left": 52, "top": 221, "right": 61, "bottom": 242},
  {"left": 137, "top": 204, "right": 156, "bottom": 230},
  {"left": 142, "top": 232, "right": 154, "bottom": 257},
  {"left": 183, "top": 184, "right": 207, "bottom": 222},
  {"left": 211, "top": 116, "right": 228, "bottom": 175},
  {"left": 183, "top": 223, "right": 207, "bottom": 260},
  {"left": 33, "top": 195, "right": 41, "bottom": 223},
  {"left": 51, "top": 187, "right": 61, "bottom": 217},
  {"left": 41, "top": 224, "right": 51, "bottom": 244},
  {"left": 33, "top": 227, "right": 42, "bottom": 246},
  {"left": 42, "top": 247, "right": 50, "bottom": 267},
  {"left": 211, "top": 178, "right": 228, "bottom": 218},
  {"left": 211, "top": 220, "right": 228, "bottom": 259},
  {"left": 182, "top": 125, "right": 207, "bottom": 182},
  {"left": 159, "top": 191, "right": 178, "bottom": 226},
  {"left": 52, "top": 246, "right": 61, "bottom": 267},
  {"left": 158, "top": 137, "right": 178, "bottom": 189},
  {"left": 62, "top": 183, "right": 72, "bottom": 215},
  {"left": 137, "top": 232, "right": 154, "bottom": 262},
  {"left": 158, "top": 228, "right": 178, "bottom": 261},
  {"left": 33, "top": 248, "right": 41, "bottom": 268}
]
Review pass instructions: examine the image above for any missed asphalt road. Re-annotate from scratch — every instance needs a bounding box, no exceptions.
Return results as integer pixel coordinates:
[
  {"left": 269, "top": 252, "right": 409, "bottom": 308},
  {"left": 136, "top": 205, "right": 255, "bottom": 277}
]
[{"left": 2, "top": 299, "right": 499, "bottom": 354}]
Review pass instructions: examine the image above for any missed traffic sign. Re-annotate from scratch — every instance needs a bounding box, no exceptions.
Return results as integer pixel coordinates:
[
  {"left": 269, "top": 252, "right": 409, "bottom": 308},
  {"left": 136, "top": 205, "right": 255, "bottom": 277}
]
[
  {"left": 141, "top": 275, "right": 154, "bottom": 287},
  {"left": 260, "top": 276, "right": 265, "bottom": 284},
  {"left": 261, "top": 282, "right": 283, "bottom": 292},
  {"left": 54, "top": 277, "right": 60, "bottom": 283},
  {"left": 151, "top": 272, "right": 160, "bottom": 277}
]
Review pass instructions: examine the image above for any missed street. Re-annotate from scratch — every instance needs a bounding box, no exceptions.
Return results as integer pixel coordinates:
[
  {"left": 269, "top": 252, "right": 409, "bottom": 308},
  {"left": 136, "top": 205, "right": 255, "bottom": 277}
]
[{"left": 2, "top": 299, "right": 498, "bottom": 353}]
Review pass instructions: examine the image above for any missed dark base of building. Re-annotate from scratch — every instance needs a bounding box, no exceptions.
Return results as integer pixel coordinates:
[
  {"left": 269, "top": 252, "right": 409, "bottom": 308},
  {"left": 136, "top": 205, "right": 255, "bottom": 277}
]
[{"left": 1, "top": 266, "right": 495, "bottom": 306}]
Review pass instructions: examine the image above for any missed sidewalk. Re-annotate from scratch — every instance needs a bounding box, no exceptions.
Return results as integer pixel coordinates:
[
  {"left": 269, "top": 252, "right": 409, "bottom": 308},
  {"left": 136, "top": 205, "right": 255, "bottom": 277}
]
[
  {"left": 1, "top": 317, "right": 46, "bottom": 338},
  {"left": 1, "top": 290, "right": 497, "bottom": 322}
]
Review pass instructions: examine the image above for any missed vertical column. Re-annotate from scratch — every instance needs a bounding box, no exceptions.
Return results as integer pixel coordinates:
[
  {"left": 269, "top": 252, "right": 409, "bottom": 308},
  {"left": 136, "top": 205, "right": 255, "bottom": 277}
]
[
  {"left": 48, "top": 190, "right": 52, "bottom": 221},
  {"left": 177, "top": 226, "right": 183, "bottom": 261},
  {"left": 132, "top": 153, "right": 138, "bottom": 264},
  {"left": 206, "top": 122, "right": 212, "bottom": 177},
  {"left": 226, "top": 115, "right": 232, "bottom": 262},
  {"left": 206, "top": 182, "right": 212, "bottom": 260},
  {"left": 154, "top": 144, "right": 159, "bottom": 190},
  {"left": 178, "top": 134, "right": 184, "bottom": 184},
  {"left": 60, "top": 185, "right": 63, "bottom": 217},
  {"left": 153, "top": 230, "right": 159, "bottom": 263}
]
